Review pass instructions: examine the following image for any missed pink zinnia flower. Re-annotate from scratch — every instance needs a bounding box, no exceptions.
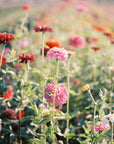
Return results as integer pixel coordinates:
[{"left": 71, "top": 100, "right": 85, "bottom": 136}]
[
  {"left": 76, "top": 4, "right": 89, "bottom": 12},
  {"left": 34, "top": 24, "right": 53, "bottom": 33},
  {"left": 69, "top": 36, "right": 85, "bottom": 48},
  {"left": 44, "top": 82, "right": 68, "bottom": 107},
  {"left": 91, "top": 121, "right": 109, "bottom": 133},
  {"left": 47, "top": 47, "right": 68, "bottom": 61},
  {"left": 18, "top": 38, "right": 29, "bottom": 48}
]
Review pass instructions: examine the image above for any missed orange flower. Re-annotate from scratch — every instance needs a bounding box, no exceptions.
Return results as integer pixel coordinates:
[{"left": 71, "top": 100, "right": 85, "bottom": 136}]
[
  {"left": 92, "top": 24, "right": 106, "bottom": 32},
  {"left": 16, "top": 111, "right": 24, "bottom": 120},
  {"left": 14, "top": 63, "right": 23, "bottom": 69},
  {"left": 46, "top": 39, "right": 61, "bottom": 49},
  {"left": 91, "top": 46, "right": 101, "bottom": 51},
  {"left": 3, "top": 88, "right": 14, "bottom": 100}
]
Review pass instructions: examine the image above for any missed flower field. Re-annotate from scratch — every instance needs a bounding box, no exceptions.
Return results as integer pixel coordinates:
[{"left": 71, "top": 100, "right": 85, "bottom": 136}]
[{"left": 0, "top": 0, "right": 114, "bottom": 144}]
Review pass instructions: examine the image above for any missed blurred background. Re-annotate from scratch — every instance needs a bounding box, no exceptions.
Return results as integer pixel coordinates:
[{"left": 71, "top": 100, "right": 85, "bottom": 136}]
[{"left": 0, "top": 0, "right": 114, "bottom": 32}]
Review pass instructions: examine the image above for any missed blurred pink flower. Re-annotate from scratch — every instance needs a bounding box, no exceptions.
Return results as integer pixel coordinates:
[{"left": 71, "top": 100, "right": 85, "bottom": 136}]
[
  {"left": 69, "top": 35, "right": 86, "bottom": 48},
  {"left": 44, "top": 82, "right": 68, "bottom": 107},
  {"left": 18, "top": 38, "right": 29, "bottom": 48},
  {"left": 47, "top": 47, "right": 68, "bottom": 61},
  {"left": 91, "top": 121, "right": 109, "bottom": 132},
  {"left": 76, "top": 4, "right": 89, "bottom": 12}
]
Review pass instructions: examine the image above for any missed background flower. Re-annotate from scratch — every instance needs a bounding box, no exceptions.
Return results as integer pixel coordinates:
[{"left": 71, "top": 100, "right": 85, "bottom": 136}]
[{"left": 69, "top": 35, "right": 85, "bottom": 48}]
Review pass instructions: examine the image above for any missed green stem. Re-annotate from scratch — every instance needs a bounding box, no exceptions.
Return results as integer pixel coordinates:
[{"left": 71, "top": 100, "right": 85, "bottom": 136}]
[
  {"left": 66, "top": 56, "right": 72, "bottom": 144},
  {"left": 88, "top": 89, "right": 97, "bottom": 142},
  {"left": 20, "top": 13, "right": 28, "bottom": 30},
  {"left": 111, "top": 122, "right": 113, "bottom": 144},
  {"left": 52, "top": 60, "right": 59, "bottom": 144}
]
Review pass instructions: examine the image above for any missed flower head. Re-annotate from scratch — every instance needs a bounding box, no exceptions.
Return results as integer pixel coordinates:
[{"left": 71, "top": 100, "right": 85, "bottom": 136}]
[
  {"left": 22, "top": 4, "right": 31, "bottom": 11},
  {"left": 91, "top": 121, "right": 109, "bottom": 132},
  {"left": 19, "top": 53, "right": 35, "bottom": 64},
  {"left": 69, "top": 35, "right": 85, "bottom": 48},
  {"left": 46, "top": 39, "right": 61, "bottom": 49},
  {"left": 2, "top": 109, "right": 17, "bottom": 119},
  {"left": 3, "top": 88, "right": 14, "bottom": 100},
  {"left": 0, "top": 32, "right": 14, "bottom": 45},
  {"left": 16, "top": 111, "right": 24, "bottom": 120},
  {"left": 43, "top": 39, "right": 61, "bottom": 56},
  {"left": 34, "top": 24, "right": 53, "bottom": 33},
  {"left": 0, "top": 54, "right": 7, "bottom": 65},
  {"left": 74, "top": 78, "right": 80, "bottom": 85},
  {"left": 47, "top": 47, "right": 68, "bottom": 61},
  {"left": 91, "top": 46, "right": 101, "bottom": 51},
  {"left": 44, "top": 82, "right": 68, "bottom": 107}
]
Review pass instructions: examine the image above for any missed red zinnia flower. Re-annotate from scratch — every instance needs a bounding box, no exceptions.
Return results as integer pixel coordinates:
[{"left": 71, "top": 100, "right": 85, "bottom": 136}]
[
  {"left": 0, "top": 53, "right": 7, "bottom": 65},
  {"left": 19, "top": 53, "right": 35, "bottom": 64},
  {"left": 3, "top": 88, "right": 14, "bottom": 100},
  {"left": 2, "top": 109, "right": 17, "bottom": 119},
  {"left": 16, "top": 110, "right": 24, "bottom": 120},
  {"left": 0, "top": 32, "right": 14, "bottom": 45},
  {"left": 34, "top": 24, "right": 53, "bottom": 33},
  {"left": 91, "top": 46, "right": 101, "bottom": 51},
  {"left": 22, "top": 4, "right": 31, "bottom": 11}
]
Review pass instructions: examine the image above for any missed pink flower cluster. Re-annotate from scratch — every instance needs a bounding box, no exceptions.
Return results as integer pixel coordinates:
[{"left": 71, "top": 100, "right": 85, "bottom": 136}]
[
  {"left": 69, "top": 36, "right": 86, "bottom": 48},
  {"left": 47, "top": 47, "right": 68, "bottom": 61},
  {"left": 44, "top": 82, "right": 68, "bottom": 107},
  {"left": 91, "top": 121, "right": 109, "bottom": 132},
  {"left": 76, "top": 4, "right": 89, "bottom": 12}
]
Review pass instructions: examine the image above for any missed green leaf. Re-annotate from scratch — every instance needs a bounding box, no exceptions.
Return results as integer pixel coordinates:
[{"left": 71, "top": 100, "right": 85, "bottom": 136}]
[{"left": 68, "top": 90, "right": 78, "bottom": 95}]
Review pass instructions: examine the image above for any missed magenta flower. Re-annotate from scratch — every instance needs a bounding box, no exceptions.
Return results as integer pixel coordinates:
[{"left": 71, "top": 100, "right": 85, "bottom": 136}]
[
  {"left": 76, "top": 4, "right": 89, "bottom": 12},
  {"left": 44, "top": 82, "right": 68, "bottom": 107},
  {"left": 34, "top": 24, "right": 53, "bottom": 33},
  {"left": 18, "top": 38, "right": 29, "bottom": 48},
  {"left": 69, "top": 35, "right": 86, "bottom": 49},
  {"left": 47, "top": 47, "right": 68, "bottom": 61},
  {"left": 91, "top": 121, "right": 109, "bottom": 133}
]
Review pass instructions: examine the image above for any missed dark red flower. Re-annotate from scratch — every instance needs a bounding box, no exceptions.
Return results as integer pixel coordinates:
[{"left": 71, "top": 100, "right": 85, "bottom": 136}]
[
  {"left": 16, "top": 110, "right": 24, "bottom": 120},
  {"left": 0, "top": 53, "right": 7, "bottom": 65},
  {"left": 3, "top": 88, "right": 14, "bottom": 100},
  {"left": 22, "top": 4, "right": 31, "bottom": 11},
  {"left": 2, "top": 109, "right": 17, "bottom": 119},
  {"left": 0, "top": 32, "right": 14, "bottom": 45},
  {"left": 19, "top": 53, "right": 35, "bottom": 64},
  {"left": 91, "top": 46, "right": 101, "bottom": 51},
  {"left": 34, "top": 24, "right": 53, "bottom": 33}
]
